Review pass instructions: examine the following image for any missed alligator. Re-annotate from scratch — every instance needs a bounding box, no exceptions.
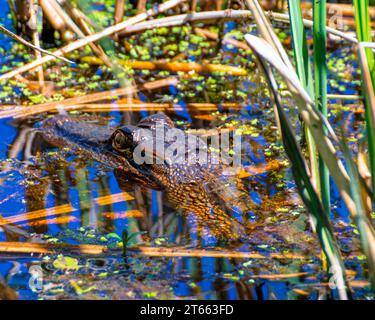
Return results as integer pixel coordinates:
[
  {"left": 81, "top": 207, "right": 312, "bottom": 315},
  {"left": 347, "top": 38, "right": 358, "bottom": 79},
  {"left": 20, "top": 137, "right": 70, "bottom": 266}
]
[{"left": 39, "top": 113, "right": 255, "bottom": 241}]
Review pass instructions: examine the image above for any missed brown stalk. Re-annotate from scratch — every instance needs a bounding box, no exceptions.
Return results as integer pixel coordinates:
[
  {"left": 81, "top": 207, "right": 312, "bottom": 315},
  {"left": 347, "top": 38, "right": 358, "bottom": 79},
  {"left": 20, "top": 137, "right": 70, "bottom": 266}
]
[
  {"left": 358, "top": 141, "right": 373, "bottom": 221},
  {"left": 29, "top": 2, "right": 44, "bottom": 88},
  {"left": 42, "top": 0, "right": 85, "bottom": 38},
  {"left": 83, "top": 57, "right": 248, "bottom": 75},
  {"left": 137, "top": 0, "right": 148, "bottom": 13},
  {"left": 0, "top": 100, "right": 363, "bottom": 121},
  {"left": 39, "top": 0, "right": 66, "bottom": 31},
  {"left": 0, "top": 242, "right": 308, "bottom": 259},
  {"left": 194, "top": 27, "right": 250, "bottom": 51},
  {"left": 113, "top": 0, "right": 125, "bottom": 41},
  {"left": 191, "top": 0, "right": 197, "bottom": 12},
  {"left": 62, "top": 1, "right": 113, "bottom": 67},
  {"left": 114, "top": 0, "right": 125, "bottom": 24}
]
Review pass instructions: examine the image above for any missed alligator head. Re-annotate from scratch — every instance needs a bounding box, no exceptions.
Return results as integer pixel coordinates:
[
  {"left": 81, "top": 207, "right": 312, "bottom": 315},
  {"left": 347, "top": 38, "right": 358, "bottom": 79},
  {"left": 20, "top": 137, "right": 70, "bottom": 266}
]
[{"left": 39, "top": 113, "right": 251, "bottom": 241}]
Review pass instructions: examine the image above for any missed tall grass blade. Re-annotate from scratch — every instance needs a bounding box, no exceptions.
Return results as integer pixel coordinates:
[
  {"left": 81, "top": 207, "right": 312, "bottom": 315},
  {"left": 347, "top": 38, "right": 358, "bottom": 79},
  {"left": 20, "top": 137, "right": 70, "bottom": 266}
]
[
  {"left": 287, "top": 0, "right": 319, "bottom": 195},
  {"left": 313, "top": 0, "right": 330, "bottom": 213},
  {"left": 287, "top": 0, "right": 314, "bottom": 95},
  {"left": 245, "top": 0, "right": 294, "bottom": 69},
  {"left": 254, "top": 54, "right": 350, "bottom": 299}
]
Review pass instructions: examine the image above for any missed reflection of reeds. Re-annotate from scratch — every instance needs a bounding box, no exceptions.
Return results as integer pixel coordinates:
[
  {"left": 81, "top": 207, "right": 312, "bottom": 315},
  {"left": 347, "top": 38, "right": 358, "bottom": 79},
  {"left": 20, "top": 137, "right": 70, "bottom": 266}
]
[
  {"left": 0, "top": 204, "right": 75, "bottom": 226},
  {"left": 74, "top": 166, "right": 93, "bottom": 227},
  {"left": 0, "top": 190, "right": 137, "bottom": 227},
  {"left": 18, "top": 215, "right": 78, "bottom": 227}
]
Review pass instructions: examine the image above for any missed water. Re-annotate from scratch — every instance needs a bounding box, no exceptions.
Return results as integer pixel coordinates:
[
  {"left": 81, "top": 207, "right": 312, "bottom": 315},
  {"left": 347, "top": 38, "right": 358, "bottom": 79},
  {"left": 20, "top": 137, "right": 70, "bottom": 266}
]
[{"left": 0, "top": 1, "right": 372, "bottom": 300}]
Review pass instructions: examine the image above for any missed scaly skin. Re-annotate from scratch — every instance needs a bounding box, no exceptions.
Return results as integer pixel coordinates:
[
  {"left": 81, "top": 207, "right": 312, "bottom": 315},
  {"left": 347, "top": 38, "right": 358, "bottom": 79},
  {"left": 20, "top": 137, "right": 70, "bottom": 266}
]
[{"left": 40, "top": 113, "right": 253, "bottom": 241}]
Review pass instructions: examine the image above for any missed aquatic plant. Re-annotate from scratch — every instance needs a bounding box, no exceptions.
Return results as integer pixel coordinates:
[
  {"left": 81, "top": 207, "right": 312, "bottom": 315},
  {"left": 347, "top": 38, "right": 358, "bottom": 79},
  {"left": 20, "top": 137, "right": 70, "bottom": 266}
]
[{"left": 244, "top": 0, "right": 375, "bottom": 298}]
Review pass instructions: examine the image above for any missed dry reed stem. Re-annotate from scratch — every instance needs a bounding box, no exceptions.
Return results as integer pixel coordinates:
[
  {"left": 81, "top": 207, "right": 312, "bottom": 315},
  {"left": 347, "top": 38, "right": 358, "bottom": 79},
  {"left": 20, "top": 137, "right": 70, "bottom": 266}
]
[
  {"left": 0, "top": 102, "right": 240, "bottom": 114},
  {"left": 63, "top": 1, "right": 113, "bottom": 67},
  {"left": 82, "top": 57, "right": 248, "bottom": 75},
  {"left": 45, "top": 0, "right": 86, "bottom": 38},
  {"left": 114, "top": 0, "right": 125, "bottom": 25},
  {"left": 116, "top": 8, "right": 355, "bottom": 44},
  {"left": 39, "top": 0, "right": 66, "bottom": 30},
  {"left": 0, "top": 100, "right": 361, "bottom": 115},
  {"left": 0, "top": 242, "right": 107, "bottom": 255},
  {"left": 0, "top": 242, "right": 308, "bottom": 259},
  {"left": 137, "top": 0, "right": 147, "bottom": 13},
  {"left": 18, "top": 215, "right": 78, "bottom": 227},
  {"left": 0, "top": 77, "right": 178, "bottom": 119},
  {"left": 0, "top": 25, "right": 72, "bottom": 63}
]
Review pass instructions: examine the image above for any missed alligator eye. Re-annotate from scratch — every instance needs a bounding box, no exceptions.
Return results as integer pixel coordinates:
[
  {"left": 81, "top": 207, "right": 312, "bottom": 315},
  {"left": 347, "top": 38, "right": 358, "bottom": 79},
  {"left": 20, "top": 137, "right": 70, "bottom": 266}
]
[{"left": 112, "top": 131, "right": 129, "bottom": 151}]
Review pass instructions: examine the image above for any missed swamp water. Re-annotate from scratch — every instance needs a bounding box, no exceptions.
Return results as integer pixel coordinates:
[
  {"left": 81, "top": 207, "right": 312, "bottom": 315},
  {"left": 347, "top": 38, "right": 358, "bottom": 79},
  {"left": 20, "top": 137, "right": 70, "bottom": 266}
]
[{"left": 0, "top": 1, "right": 372, "bottom": 300}]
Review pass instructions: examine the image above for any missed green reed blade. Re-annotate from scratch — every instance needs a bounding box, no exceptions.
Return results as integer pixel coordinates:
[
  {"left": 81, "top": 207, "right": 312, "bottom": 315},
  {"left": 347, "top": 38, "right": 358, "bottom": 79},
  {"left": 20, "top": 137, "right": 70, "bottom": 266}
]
[
  {"left": 287, "top": 0, "right": 314, "bottom": 96},
  {"left": 313, "top": 0, "right": 330, "bottom": 214},
  {"left": 287, "top": 0, "right": 319, "bottom": 206}
]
